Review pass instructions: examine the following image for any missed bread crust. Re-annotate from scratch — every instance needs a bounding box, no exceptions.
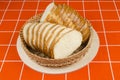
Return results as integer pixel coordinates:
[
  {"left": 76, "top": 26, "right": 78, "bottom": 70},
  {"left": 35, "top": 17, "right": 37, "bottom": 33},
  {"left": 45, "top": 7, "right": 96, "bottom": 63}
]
[
  {"left": 20, "top": 14, "right": 92, "bottom": 67},
  {"left": 40, "top": 3, "right": 91, "bottom": 43}
]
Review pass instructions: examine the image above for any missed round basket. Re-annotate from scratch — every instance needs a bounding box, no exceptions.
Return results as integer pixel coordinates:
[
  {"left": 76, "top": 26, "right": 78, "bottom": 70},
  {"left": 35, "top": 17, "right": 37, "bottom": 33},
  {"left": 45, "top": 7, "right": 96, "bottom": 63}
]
[{"left": 19, "top": 14, "right": 93, "bottom": 67}]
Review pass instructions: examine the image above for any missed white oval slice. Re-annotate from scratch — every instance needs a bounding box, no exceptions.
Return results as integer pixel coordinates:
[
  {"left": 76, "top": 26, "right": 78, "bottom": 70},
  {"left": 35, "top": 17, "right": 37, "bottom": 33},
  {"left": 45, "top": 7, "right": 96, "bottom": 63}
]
[
  {"left": 48, "top": 25, "right": 65, "bottom": 53},
  {"left": 43, "top": 24, "right": 56, "bottom": 52},
  {"left": 53, "top": 30, "right": 82, "bottom": 59},
  {"left": 41, "top": 23, "right": 55, "bottom": 51},
  {"left": 54, "top": 26, "right": 71, "bottom": 42},
  {"left": 40, "top": 3, "right": 56, "bottom": 22},
  {"left": 45, "top": 24, "right": 56, "bottom": 41},
  {"left": 23, "top": 23, "right": 32, "bottom": 44},
  {"left": 45, "top": 25, "right": 58, "bottom": 53},
  {"left": 37, "top": 22, "right": 50, "bottom": 50},
  {"left": 33, "top": 23, "right": 42, "bottom": 49},
  {"left": 23, "top": 22, "right": 83, "bottom": 59},
  {"left": 28, "top": 23, "right": 38, "bottom": 49}
]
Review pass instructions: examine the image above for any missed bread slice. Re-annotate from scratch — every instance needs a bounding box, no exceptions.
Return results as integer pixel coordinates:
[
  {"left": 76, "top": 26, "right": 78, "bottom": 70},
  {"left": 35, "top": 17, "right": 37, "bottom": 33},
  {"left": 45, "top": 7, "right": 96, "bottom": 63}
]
[
  {"left": 40, "top": 2, "right": 90, "bottom": 43},
  {"left": 22, "top": 22, "right": 82, "bottom": 59},
  {"left": 43, "top": 23, "right": 56, "bottom": 54},
  {"left": 33, "top": 23, "right": 42, "bottom": 50},
  {"left": 41, "top": 3, "right": 57, "bottom": 22},
  {"left": 46, "top": 25, "right": 65, "bottom": 55},
  {"left": 28, "top": 23, "right": 38, "bottom": 49},
  {"left": 23, "top": 23, "right": 32, "bottom": 44},
  {"left": 36, "top": 22, "right": 49, "bottom": 50},
  {"left": 44, "top": 25, "right": 58, "bottom": 54},
  {"left": 53, "top": 30, "right": 82, "bottom": 59}
]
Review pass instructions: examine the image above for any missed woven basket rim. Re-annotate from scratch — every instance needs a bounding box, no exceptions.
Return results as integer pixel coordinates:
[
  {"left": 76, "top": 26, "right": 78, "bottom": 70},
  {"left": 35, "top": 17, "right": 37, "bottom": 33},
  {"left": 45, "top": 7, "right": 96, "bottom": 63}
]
[{"left": 19, "top": 13, "right": 93, "bottom": 67}]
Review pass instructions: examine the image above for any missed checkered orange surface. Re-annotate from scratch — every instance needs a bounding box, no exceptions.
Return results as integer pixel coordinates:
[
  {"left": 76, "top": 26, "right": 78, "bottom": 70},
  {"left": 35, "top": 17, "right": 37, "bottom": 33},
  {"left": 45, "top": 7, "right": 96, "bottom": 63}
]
[{"left": 0, "top": 0, "right": 120, "bottom": 80}]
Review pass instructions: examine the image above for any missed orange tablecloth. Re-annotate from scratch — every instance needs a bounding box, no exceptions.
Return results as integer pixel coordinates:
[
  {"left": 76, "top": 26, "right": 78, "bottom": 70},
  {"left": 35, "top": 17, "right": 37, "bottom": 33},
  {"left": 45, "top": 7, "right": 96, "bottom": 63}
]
[{"left": 0, "top": 0, "right": 120, "bottom": 80}]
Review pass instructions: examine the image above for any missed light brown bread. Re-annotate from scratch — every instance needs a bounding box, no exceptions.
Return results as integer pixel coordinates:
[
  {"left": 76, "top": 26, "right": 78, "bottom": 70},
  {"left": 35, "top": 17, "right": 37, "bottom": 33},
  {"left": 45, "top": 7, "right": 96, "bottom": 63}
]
[
  {"left": 22, "top": 22, "right": 82, "bottom": 59},
  {"left": 40, "top": 3, "right": 91, "bottom": 43},
  {"left": 20, "top": 14, "right": 92, "bottom": 67}
]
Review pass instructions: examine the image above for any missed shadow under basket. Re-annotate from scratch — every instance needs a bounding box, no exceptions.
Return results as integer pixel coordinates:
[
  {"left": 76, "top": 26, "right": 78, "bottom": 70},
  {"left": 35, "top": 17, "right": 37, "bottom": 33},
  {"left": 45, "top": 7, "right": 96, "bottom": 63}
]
[{"left": 20, "top": 14, "right": 93, "bottom": 67}]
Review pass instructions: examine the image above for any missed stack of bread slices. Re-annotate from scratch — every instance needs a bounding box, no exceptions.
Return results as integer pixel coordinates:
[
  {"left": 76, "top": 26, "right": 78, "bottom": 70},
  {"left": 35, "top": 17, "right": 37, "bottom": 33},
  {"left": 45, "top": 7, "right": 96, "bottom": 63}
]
[
  {"left": 40, "top": 3, "right": 90, "bottom": 43},
  {"left": 22, "top": 2, "right": 90, "bottom": 59}
]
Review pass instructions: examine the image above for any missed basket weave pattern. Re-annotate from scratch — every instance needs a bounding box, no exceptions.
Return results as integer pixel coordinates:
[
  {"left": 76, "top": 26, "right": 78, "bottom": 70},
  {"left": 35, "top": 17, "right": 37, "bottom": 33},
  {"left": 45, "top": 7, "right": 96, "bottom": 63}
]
[{"left": 19, "top": 14, "right": 92, "bottom": 67}]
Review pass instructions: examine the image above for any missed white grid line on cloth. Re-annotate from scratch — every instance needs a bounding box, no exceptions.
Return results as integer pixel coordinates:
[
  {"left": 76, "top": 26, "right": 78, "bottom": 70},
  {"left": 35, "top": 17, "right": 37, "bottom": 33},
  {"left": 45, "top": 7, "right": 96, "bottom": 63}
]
[
  {"left": 90, "top": 19, "right": 119, "bottom": 21},
  {"left": 0, "top": 0, "right": 25, "bottom": 72},
  {"left": 113, "top": 0, "right": 120, "bottom": 20},
  {"left": 0, "top": 60, "right": 22, "bottom": 62},
  {"left": 42, "top": 73, "right": 44, "bottom": 80},
  {"left": 98, "top": 1, "right": 115, "bottom": 80},
  {"left": 1, "top": 9, "right": 120, "bottom": 11},
  {"left": 82, "top": 0, "right": 85, "bottom": 18},
  {"left": 19, "top": 63, "right": 24, "bottom": 80},
  {"left": 65, "top": 73, "right": 67, "bottom": 80},
  {"left": 1, "top": 19, "right": 119, "bottom": 21},
  {"left": 82, "top": 1, "right": 91, "bottom": 80},
  {"left": 97, "top": 31, "right": 120, "bottom": 33},
  {"left": 67, "top": 0, "right": 69, "bottom": 5},
  {"left": 100, "top": 44, "right": 120, "bottom": 46},
  {"left": 87, "top": 64, "right": 91, "bottom": 80},
  {"left": 91, "top": 61, "right": 120, "bottom": 63},
  {"left": 0, "top": 44, "right": 16, "bottom": 46},
  {"left": 0, "top": 0, "right": 11, "bottom": 25},
  {"left": 35, "top": 0, "right": 40, "bottom": 15},
  {"left": 0, "top": 60, "right": 120, "bottom": 63},
  {"left": 0, "top": 31, "right": 19, "bottom": 32},
  {"left": 1, "top": 0, "right": 120, "bottom": 2}
]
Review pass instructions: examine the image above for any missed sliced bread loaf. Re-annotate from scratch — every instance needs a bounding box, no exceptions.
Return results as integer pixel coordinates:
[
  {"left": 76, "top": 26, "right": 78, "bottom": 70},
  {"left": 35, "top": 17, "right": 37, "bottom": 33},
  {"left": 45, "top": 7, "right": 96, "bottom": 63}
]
[
  {"left": 22, "top": 22, "right": 82, "bottom": 59},
  {"left": 40, "top": 2, "right": 90, "bottom": 43}
]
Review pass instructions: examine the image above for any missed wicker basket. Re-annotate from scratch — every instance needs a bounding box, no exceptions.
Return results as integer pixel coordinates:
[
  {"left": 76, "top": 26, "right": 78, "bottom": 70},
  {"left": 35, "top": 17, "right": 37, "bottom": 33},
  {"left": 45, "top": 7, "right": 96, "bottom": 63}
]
[{"left": 19, "top": 14, "right": 93, "bottom": 67}]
